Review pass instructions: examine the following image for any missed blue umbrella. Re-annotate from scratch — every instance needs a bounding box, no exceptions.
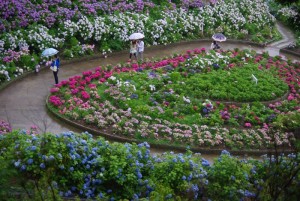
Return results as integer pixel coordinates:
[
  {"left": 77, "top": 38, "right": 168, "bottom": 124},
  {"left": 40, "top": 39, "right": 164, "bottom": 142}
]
[
  {"left": 212, "top": 33, "right": 227, "bottom": 42},
  {"left": 41, "top": 48, "right": 59, "bottom": 57}
]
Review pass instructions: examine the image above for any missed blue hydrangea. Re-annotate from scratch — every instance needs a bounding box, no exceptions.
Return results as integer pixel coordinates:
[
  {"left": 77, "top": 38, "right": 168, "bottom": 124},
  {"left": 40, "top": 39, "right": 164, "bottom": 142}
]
[
  {"left": 21, "top": 164, "right": 26, "bottom": 171},
  {"left": 40, "top": 163, "right": 45, "bottom": 169},
  {"left": 137, "top": 172, "right": 143, "bottom": 179},
  {"left": 14, "top": 160, "right": 20, "bottom": 167},
  {"left": 57, "top": 153, "right": 62, "bottom": 159},
  {"left": 221, "top": 150, "right": 230, "bottom": 155},
  {"left": 202, "top": 158, "right": 210, "bottom": 167},
  {"left": 48, "top": 155, "right": 55, "bottom": 161},
  {"left": 27, "top": 158, "right": 33, "bottom": 165},
  {"left": 130, "top": 94, "right": 139, "bottom": 99},
  {"left": 30, "top": 146, "right": 37, "bottom": 151}
]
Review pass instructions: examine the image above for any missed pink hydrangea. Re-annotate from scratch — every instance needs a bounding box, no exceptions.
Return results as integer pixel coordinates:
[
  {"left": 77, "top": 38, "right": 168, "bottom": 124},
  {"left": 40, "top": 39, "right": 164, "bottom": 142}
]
[
  {"left": 81, "top": 91, "right": 90, "bottom": 99},
  {"left": 244, "top": 122, "right": 252, "bottom": 128}
]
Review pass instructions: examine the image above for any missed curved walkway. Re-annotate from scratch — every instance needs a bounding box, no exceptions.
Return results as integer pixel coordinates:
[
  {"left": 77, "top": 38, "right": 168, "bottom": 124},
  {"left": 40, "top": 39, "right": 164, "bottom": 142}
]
[{"left": 0, "top": 23, "right": 298, "bottom": 156}]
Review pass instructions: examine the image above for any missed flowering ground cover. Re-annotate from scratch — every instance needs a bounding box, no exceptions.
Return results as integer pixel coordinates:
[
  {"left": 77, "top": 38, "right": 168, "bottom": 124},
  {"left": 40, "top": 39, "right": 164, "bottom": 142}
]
[
  {"left": 0, "top": 131, "right": 299, "bottom": 200},
  {"left": 0, "top": 0, "right": 280, "bottom": 85},
  {"left": 48, "top": 48, "right": 300, "bottom": 150}
]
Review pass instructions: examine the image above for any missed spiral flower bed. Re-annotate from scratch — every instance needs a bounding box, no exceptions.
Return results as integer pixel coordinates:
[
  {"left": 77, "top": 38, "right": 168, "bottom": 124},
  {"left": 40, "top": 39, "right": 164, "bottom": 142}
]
[{"left": 48, "top": 48, "right": 300, "bottom": 150}]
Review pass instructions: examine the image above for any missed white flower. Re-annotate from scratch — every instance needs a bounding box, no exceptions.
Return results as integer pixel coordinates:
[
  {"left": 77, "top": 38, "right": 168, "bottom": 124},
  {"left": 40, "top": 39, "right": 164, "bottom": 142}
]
[
  {"left": 183, "top": 96, "right": 191, "bottom": 104},
  {"left": 109, "top": 76, "right": 116, "bottom": 81},
  {"left": 149, "top": 85, "right": 156, "bottom": 91}
]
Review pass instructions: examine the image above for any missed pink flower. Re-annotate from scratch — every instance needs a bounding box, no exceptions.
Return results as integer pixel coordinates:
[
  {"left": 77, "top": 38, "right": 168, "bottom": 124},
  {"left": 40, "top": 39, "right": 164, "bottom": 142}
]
[
  {"left": 244, "top": 122, "right": 252, "bottom": 128},
  {"left": 49, "top": 96, "right": 63, "bottom": 107},
  {"left": 287, "top": 94, "right": 294, "bottom": 101},
  {"left": 81, "top": 91, "right": 90, "bottom": 100},
  {"left": 71, "top": 89, "right": 79, "bottom": 95},
  {"left": 99, "top": 78, "right": 106, "bottom": 83},
  {"left": 88, "top": 83, "right": 96, "bottom": 89},
  {"left": 50, "top": 87, "right": 59, "bottom": 93}
]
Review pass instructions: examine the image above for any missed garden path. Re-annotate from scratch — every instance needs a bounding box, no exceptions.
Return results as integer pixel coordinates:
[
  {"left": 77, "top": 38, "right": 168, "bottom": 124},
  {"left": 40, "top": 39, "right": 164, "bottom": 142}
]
[{"left": 0, "top": 22, "right": 298, "bottom": 159}]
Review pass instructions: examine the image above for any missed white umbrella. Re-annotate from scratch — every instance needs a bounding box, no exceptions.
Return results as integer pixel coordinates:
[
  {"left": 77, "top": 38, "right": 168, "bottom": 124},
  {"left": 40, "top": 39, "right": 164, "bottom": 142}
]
[
  {"left": 129, "top": 33, "right": 144, "bottom": 40},
  {"left": 41, "top": 48, "right": 59, "bottom": 57},
  {"left": 212, "top": 33, "right": 227, "bottom": 42}
]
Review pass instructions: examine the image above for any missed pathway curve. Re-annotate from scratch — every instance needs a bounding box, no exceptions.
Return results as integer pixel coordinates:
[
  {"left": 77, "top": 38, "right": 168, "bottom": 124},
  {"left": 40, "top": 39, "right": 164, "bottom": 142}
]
[{"left": 0, "top": 22, "right": 298, "bottom": 158}]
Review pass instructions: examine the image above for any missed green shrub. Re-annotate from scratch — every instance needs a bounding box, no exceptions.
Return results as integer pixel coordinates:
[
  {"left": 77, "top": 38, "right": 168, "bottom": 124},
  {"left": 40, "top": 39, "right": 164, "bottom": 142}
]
[{"left": 63, "top": 49, "right": 73, "bottom": 58}]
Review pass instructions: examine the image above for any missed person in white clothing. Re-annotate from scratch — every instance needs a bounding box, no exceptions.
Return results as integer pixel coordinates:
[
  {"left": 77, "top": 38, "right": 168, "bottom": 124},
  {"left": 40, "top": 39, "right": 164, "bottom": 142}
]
[{"left": 137, "top": 39, "right": 144, "bottom": 61}]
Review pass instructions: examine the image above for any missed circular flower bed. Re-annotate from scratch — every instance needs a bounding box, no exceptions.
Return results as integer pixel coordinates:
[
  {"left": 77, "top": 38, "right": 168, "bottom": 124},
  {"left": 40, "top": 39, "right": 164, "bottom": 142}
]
[{"left": 48, "top": 48, "right": 300, "bottom": 150}]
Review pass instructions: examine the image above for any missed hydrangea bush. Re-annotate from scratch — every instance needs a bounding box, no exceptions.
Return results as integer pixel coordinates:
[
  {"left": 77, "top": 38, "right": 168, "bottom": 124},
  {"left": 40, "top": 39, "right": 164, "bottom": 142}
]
[
  {"left": 0, "top": 0, "right": 279, "bottom": 85},
  {"left": 0, "top": 119, "right": 11, "bottom": 134},
  {"left": 48, "top": 48, "right": 300, "bottom": 149},
  {"left": 0, "top": 131, "right": 299, "bottom": 200}
]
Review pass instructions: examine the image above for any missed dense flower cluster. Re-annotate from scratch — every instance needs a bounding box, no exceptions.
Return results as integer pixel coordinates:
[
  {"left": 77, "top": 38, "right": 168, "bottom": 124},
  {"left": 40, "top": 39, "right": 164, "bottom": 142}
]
[
  {"left": 0, "top": 0, "right": 277, "bottom": 85},
  {"left": 0, "top": 131, "right": 299, "bottom": 200},
  {"left": 48, "top": 48, "right": 300, "bottom": 149},
  {"left": 0, "top": 119, "right": 12, "bottom": 134}
]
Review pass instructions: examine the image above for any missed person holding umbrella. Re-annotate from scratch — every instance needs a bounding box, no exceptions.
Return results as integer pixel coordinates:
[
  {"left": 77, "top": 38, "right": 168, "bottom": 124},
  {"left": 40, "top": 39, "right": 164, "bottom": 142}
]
[
  {"left": 51, "top": 54, "right": 60, "bottom": 84},
  {"left": 128, "top": 32, "right": 145, "bottom": 62},
  {"left": 129, "top": 40, "right": 137, "bottom": 61},
  {"left": 211, "top": 33, "right": 226, "bottom": 50},
  {"left": 41, "top": 48, "right": 60, "bottom": 84}
]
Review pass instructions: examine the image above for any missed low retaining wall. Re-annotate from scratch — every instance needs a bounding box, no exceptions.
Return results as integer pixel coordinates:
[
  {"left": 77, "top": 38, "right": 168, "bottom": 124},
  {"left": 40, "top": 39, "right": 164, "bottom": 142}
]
[{"left": 280, "top": 48, "right": 300, "bottom": 58}]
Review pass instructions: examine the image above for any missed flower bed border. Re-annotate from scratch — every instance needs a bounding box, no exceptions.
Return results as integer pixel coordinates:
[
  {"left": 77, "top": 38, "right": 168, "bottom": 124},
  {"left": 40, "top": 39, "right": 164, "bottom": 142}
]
[
  {"left": 46, "top": 96, "right": 295, "bottom": 156},
  {"left": 280, "top": 48, "right": 300, "bottom": 58},
  {"left": 216, "top": 90, "right": 290, "bottom": 107}
]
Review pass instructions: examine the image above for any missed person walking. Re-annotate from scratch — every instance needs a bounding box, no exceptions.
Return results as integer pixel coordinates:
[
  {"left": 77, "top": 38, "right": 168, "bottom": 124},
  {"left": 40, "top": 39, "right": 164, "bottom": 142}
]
[
  {"left": 51, "top": 55, "right": 60, "bottom": 84},
  {"left": 211, "top": 41, "right": 220, "bottom": 50},
  {"left": 129, "top": 40, "right": 137, "bottom": 61},
  {"left": 137, "top": 39, "right": 144, "bottom": 62}
]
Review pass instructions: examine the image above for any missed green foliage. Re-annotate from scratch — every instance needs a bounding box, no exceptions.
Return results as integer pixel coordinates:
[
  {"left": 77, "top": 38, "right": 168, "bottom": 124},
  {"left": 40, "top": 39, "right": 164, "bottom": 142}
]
[
  {"left": 272, "top": 111, "right": 300, "bottom": 131},
  {"left": 68, "top": 37, "right": 79, "bottom": 47},
  {"left": 207, "top": 153, "right": 253, "bottom": 200},
  {"left": 63, "top": 49, "right": 73, "bottom": 58},
  {"left": 0, "top": 131, "right": 299, "bottom": 200}
]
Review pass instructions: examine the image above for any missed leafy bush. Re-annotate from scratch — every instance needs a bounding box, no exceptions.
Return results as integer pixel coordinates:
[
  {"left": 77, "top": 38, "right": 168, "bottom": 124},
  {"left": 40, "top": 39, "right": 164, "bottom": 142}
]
[{"left": 0, "top": 131, "right": 299, "bottom": 200}]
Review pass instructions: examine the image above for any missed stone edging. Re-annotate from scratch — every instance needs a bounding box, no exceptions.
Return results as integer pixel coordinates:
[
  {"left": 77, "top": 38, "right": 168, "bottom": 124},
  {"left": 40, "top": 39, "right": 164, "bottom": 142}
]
[
  {"left": 46, "top": 96, "right": 295, "bottom": 156},
  {"left": 280, "top": 48, "right": 300, "bottom": 58}
]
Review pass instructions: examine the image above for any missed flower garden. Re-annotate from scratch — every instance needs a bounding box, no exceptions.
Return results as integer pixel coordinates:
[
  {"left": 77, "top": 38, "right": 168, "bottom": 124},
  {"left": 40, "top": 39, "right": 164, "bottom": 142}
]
[
  {"left": 0, "top": 0, "right": 280, "bottom": 85},
  {"left": 48, "top": 48, "right": 300, "bottom": 150},
  {"left": 0, "top": 0, "right": 300, "bottom": 200}
]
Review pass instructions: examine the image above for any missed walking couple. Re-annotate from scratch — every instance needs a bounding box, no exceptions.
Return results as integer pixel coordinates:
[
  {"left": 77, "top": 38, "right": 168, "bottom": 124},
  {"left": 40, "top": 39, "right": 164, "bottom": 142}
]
[{"left": 129, "top": 40, "right": 144, "bottom": 62}]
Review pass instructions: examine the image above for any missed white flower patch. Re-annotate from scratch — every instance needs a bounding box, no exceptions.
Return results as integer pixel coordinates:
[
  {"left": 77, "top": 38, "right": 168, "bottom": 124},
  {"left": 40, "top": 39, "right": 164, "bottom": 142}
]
[
  {"left": 183, "top": 96, "right": 191, "bottom": 104},
  {"left": 77, "top": 16, "right": 94, "bottom": 41},
  {"left": 26, "top": 25, "right": 63, "bottom": 51},
  {"left": 149, "top": 84, "right": 156, "bottom": 91}
]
